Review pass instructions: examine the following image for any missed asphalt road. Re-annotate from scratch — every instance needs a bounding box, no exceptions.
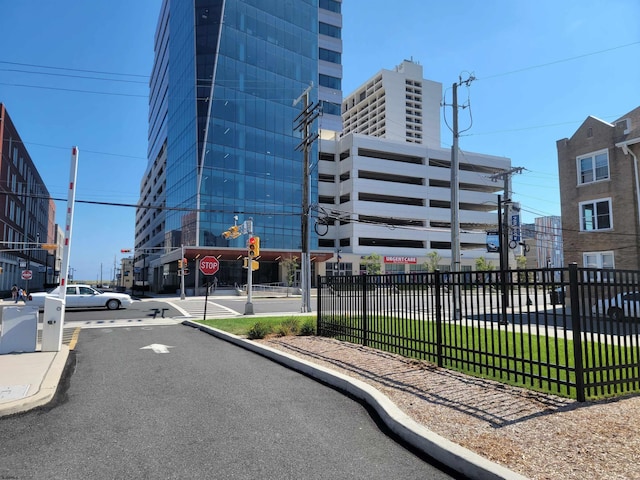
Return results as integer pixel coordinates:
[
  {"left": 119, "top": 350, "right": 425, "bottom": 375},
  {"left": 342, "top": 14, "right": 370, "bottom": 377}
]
[
  {"left": 41, "top": 296, "right": 315, "bottom": 324},
  {"left": 1, "top": 324, "right": 458, "bottom": 480}
]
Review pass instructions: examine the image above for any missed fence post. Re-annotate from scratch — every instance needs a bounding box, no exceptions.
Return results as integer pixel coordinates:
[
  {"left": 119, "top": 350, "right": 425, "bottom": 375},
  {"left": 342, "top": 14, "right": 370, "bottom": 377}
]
[
  {"left": 317, "top": 275, "right": 322, "bottom": 336},
  {"left": 569, "top": 263, "right": 585, "bottom": 402},
  {"left": 435, "top": 270, "right": 443, "bottom": 367},
  {"left": 361, "top": 273, "right": 368, "bottom": 347}
]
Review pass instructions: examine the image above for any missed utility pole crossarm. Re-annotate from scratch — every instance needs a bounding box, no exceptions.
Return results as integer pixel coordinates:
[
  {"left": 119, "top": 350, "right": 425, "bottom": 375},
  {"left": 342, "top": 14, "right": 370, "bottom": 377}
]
[{"left": 489, "top": 167, "right": 525, "bottom": 183}]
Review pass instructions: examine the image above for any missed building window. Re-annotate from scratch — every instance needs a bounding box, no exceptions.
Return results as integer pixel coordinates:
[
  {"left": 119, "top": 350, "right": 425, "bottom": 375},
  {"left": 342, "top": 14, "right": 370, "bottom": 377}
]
[
  {"left": 319, "top": 239, "right": 335, "bottom": 248},
  {"left": 319, "top": 22, "right": 341, "bottom": 39},
  {"left": 326, "top": 262, "right": 352, "bottom": 276},
  {"left": 584, "top": 251, "right": 614, "bottom": 269},
  {"left": 580, "top": 198, "right": 612, "bottom": 231},
  {"left": 384, "top": 263, "right": 405, "bottom": 274},
  {"left": 319, "top": 74, "right": 341, "bottom": 90},
  {"left": 319, "top": 48, "right": 341, "bottom": 64},
  {"left": 319, "top": 0, "right": 341, "bottom": 14},
  {"left": 578, "top": 150, "right": 609, "bottom": 184},
  {"left": 321, "top": 101, "right": 341, "bottom": 116}
]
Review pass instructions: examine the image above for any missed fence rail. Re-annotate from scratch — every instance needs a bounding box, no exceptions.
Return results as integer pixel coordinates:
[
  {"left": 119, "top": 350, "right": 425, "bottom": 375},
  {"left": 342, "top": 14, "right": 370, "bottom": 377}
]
[{"left": 317, "top": 264, "right": 640, "bottom": 401}]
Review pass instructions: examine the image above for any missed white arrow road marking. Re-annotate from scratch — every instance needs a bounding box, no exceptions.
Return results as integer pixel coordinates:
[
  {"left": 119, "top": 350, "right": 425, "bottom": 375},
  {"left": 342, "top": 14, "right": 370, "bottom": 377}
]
[{"left": 140, "top": 343, "right": 174, "bottom": 353}]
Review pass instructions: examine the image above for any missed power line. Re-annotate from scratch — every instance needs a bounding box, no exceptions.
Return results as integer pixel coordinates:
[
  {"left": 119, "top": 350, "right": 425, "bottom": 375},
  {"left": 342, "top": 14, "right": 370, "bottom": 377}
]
[
  {"left": 0, "top": 82, "right": 148, "bottom": 98},
  {"left": 0, "top": 60, "right": 148, "bottom": 78},
  {"left": 0, "top": 67, "right": 149, "bottom": 84},
  {"left": 479, "top": 41, "right": 640, "bottom": 80},
  {"left": 1, "top": 138, "right": 147, "bottom": 160}
]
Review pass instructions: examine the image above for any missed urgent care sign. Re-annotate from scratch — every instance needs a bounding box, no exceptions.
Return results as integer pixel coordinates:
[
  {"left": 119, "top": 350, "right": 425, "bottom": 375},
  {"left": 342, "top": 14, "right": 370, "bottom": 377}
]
[{"left": 384, "top": 256, "right": 417, "bottom": 264}]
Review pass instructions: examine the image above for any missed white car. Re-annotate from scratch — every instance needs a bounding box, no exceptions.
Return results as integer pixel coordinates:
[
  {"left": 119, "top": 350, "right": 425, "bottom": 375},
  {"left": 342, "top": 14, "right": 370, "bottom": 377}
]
[
  {"left": 592, "top": 292, "right": 640, "bottom": 321},
  {"left": 27, "top": 284, "right": 134, "bottom": 310}
]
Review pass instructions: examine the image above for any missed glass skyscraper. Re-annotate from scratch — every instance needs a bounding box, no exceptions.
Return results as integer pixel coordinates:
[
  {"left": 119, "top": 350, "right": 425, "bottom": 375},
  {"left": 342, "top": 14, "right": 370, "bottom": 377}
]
[{"left": 136, "top": 0, "right": 342, "bottom": 290}]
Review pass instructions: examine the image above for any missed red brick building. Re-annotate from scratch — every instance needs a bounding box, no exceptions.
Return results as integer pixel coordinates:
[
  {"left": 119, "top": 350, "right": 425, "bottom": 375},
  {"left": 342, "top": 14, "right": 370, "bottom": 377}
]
[{"left": 0, "top": 103, "right": 57, "bottom": 293}]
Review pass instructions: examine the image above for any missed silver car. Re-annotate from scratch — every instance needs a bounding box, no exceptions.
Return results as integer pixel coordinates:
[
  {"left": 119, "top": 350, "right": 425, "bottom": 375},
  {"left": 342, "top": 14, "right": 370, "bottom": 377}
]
[{"left": 27, "top": 284, "right": 134, "bottom": 310}]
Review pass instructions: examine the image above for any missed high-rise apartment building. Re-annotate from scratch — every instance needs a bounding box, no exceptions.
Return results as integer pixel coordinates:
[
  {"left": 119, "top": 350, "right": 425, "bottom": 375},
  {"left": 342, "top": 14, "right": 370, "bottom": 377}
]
[
  {"left": 342, "top": 60, "right": 441, "bottom": 146},
  {"left": 136, "top": 0, "right": 342, "bottom": 292}
]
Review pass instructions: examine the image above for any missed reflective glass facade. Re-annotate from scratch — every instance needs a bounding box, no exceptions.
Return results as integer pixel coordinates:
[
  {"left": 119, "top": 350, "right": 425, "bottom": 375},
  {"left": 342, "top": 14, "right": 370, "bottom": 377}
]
[{"left": 164, "top": 0, "right": 321, "bottom": 252}]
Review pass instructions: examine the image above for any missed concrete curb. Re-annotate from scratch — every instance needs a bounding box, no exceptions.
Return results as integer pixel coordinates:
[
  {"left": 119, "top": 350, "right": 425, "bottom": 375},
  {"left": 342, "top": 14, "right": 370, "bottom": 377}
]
[
  {"left": 183, "top": 320, "right": 528, "bottom": 480},
  {"left": 1, "top": 345, "right": 70, "bottom": 417}
]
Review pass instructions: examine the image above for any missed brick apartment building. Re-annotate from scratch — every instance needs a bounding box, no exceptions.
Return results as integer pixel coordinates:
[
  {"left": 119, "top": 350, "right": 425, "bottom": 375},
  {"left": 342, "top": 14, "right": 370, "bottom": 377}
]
[{"left": 557, "top": 106, "right": 640, "bottom": 270}]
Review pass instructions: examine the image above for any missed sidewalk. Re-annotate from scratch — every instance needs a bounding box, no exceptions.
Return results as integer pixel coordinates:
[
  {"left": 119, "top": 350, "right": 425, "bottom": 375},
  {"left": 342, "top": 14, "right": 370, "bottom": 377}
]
[{"left": 0, "top": 345, "right": 69, "bottom": 417}]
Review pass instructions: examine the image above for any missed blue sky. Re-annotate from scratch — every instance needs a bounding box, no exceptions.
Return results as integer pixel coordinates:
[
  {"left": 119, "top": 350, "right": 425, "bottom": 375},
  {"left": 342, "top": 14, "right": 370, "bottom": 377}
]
[{"left": 1, "top": 0, "right": 638, "bottom": 281}]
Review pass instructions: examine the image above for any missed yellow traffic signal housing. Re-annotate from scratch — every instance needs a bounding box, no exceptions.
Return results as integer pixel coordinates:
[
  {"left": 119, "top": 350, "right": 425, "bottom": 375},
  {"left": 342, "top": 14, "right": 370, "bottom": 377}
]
[
  {"left": 248, "top": 236, "right": 260, "bottom": 257},
  {"left": 42, "top": 244, "right": 58, "bottom": 252},
  {"left": 178, "top": 259, "right": 183, "bottom": 269},
  {"left": 222, "top": 225, "right": 241, "bottom": 239}
]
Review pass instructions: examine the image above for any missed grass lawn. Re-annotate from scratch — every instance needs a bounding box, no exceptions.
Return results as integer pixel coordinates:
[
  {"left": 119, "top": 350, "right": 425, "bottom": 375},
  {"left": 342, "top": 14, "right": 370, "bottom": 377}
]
[
  {"left": 320, "top": 314, "right": 640, "bottom": 400},
  {"left": 198, "top": 315, "right": 315, "bottom": 336}
]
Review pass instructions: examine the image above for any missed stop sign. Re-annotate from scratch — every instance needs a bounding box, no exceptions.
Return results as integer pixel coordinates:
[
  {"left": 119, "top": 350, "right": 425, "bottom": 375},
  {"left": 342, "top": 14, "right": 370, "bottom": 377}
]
[
  {"left": 21, "top": 270, "right": 33, "bottom": 280},
  {"left": 199, "top": 256, "right": 219, "bottom": 276}
]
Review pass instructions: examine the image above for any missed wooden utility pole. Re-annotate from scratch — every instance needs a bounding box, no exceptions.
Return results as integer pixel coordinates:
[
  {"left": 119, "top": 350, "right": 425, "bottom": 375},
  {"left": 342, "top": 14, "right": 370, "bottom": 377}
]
[{"left": 293, "top": 84, "right": 320, "bottom": 313}]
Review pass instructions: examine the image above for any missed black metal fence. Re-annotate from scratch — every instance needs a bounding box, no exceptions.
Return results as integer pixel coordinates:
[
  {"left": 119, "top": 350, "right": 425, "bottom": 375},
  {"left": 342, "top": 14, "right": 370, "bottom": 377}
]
[{"left": 317, "top": 264, "right": 640, "bottom": 401}]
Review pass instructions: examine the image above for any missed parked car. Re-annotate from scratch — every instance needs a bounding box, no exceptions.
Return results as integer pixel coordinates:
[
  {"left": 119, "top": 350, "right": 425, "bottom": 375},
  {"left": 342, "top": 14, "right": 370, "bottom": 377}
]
[
  {"left": 592, "top": 292, "right": 640, "bottom": 321},
  {"left": 27, "top": 284, "right": 134, "bottom": 310}
]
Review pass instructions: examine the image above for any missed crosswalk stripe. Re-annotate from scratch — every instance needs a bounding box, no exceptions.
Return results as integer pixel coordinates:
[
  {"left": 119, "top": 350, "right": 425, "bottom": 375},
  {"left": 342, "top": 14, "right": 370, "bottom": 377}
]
[{"left": 165, "top": 300, "right": 241, "bottom": 319}]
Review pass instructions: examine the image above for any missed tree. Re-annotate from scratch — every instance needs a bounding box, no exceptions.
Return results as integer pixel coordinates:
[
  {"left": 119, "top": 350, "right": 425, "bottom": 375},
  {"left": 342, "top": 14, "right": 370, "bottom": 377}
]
[
  {"left": 361, "top": 253, "right": 382, "bottom": 275},
  {"left": 280, "top": 256, "right": 299, "bottom": 297},
  {"left": 423, "top": 251, "right": 442, "bottom": 272},
  {"left": 516, "top": 255, "right": 531, "bottom": 283},
  {"left": 475, "top": 256, "right": 495, "bottom": 271}
]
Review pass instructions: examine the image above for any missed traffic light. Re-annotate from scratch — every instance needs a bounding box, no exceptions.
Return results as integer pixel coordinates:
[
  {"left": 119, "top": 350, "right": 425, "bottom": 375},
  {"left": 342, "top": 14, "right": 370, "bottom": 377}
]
[
  {"left": 248, "top": 236, "right": 260, "bottom": 257},
  {"left": 178, "top": 259, "right": 183, "bottom": 270},
  {"left": 120, "top": 249, "right": 131, "bottom": 253},
  {"left": 243, "top": 259, "right": 259, "bottom": 271},
  {"left": 42, "top": 244, "right": 58, "bottom": 252},
  {"left": 222, "top": 225, "right": 241, "bottom": 239},
  {"left": 182, "top": 257, "right": 188, "bottom": 267}
]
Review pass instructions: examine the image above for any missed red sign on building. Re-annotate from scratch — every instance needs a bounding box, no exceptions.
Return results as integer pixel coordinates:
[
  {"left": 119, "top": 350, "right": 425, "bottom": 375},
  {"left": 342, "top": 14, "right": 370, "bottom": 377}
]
[{"left": 384, "top": 256, "right": 417, "bottom": 264}]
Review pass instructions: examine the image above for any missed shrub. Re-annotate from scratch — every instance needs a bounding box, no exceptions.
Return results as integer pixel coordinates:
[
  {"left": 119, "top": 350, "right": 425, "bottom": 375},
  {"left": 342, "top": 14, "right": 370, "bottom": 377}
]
[
  {"left": 278, "top": 317, "right": 300, "bottom": 337},
  {"left": 299, "top": 318, "right": 316, "bottom": 336},
  {"left": 276, "top": 317, "right": 300, "bottom": 337},
  {"left": 247, "top": 322, "right": 272, "bottom": 340}
]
